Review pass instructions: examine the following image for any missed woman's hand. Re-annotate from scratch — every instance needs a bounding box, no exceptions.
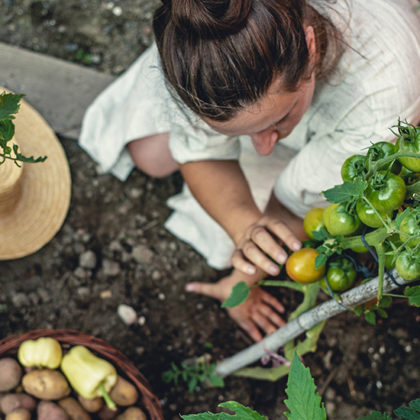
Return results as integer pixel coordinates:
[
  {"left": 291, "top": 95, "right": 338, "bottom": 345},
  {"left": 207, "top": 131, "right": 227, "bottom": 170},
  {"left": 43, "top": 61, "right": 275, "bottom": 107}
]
[
  {"left": 186, "top": 271, "right": 286, "bottom": 342},
  {"left": 232, "top": 193, "right": 307, "bottom": 276},
  {"left": 232, "top": 215, "right": 302, "bottom": 276}
]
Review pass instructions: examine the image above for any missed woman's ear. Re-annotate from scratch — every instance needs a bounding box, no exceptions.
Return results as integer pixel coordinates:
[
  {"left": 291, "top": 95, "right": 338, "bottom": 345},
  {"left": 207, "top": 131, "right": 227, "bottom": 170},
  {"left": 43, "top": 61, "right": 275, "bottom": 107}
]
[{"left": 304, "top": 25, "right": 317, "bottom": 65}]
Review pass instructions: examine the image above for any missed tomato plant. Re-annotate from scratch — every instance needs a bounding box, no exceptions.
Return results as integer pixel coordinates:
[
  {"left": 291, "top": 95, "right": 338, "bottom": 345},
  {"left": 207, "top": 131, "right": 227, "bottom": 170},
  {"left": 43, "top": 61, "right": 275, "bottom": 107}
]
[
  {"left": 364, "top": 172, "right": 406, "bottom": 212},
  {"left": 399, "top": 208, "right": 420, "bottom": 248},
  {"left": 323, "top": 203, "right": 361, "bottom": 236},
  {"left": 320, "top": 257, "right": 357, "bottom": 292},
  {"left": 356, "top": 199, "right": 393, "bottom": 228},
  {"left": 395, "top": 249, "right": 420, "bottom": 282},
  {"left": 303, "top": 207, "right": 324, "bottom": 240},
  {"left": 341, "top": 154, "right": 367, "bottom": 182},
  {"left": 285, "top": 248, "right": 326, "bottom": 284},
  {"left": 395, "top": 123, "right": 420, "bottom": 172},
  {"left": 366, "top": 141, "right": 401, "bottom": 174}
]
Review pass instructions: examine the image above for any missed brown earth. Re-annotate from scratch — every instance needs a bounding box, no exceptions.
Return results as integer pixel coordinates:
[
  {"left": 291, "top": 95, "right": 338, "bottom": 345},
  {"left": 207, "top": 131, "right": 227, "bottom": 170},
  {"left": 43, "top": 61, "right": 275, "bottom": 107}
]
[{"left": 0, "top": 1, "right": 419, "bottom": 419}]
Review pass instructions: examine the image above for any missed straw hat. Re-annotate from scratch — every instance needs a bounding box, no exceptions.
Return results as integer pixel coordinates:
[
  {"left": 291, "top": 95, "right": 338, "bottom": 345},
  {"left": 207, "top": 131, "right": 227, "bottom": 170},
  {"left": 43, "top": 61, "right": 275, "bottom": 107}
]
[{"left": 0, "top": 87, "right": 71, "bottom": 260}]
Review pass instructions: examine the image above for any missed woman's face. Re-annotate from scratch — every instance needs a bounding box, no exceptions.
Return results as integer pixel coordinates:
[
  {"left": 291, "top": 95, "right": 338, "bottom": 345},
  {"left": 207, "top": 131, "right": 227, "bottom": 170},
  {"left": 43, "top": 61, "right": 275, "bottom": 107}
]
[{"left": 205, "top": 73, "right": 316, "bottom": 155}]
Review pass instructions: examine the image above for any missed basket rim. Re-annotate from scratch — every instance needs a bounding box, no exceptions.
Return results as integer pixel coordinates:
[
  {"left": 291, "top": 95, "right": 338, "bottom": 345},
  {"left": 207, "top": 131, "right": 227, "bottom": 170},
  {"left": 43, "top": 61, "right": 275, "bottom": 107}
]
[{"left": 0, "top": 329, "right": 164, "bottom": 420}]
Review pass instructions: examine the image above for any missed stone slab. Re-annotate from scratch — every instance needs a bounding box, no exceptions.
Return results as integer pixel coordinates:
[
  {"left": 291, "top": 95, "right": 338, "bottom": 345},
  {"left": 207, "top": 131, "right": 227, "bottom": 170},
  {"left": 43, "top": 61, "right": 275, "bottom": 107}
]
[{"left": 1, "top": 42, "right": 115, "bottom": 139}]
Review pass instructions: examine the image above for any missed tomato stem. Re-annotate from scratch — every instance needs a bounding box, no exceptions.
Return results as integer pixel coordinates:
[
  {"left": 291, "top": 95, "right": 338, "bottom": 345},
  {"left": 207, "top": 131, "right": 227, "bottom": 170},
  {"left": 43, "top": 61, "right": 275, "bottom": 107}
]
[
  {"left": 365, "top": 151, "right": 420, "bottom": 179},
  {"left": 375, "top": 244, "right": 385, "bottom": 301},
  {"left": 340, "top": 227, "right": 388, "bottom": 251}
]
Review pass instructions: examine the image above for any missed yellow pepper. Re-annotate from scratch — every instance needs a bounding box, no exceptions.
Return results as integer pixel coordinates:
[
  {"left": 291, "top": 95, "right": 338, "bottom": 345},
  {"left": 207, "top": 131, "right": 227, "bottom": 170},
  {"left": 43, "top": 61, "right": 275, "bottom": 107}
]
[
  {"left": 61, "top": 345, "right": 117, "bottom": 410},
  {"left": 18, "top": 337, "right": 62, "bottom": 369}
]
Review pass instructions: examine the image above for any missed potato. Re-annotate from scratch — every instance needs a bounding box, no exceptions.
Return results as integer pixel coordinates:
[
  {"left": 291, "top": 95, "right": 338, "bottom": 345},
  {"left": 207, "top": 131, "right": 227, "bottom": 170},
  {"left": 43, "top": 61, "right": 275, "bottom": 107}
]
[
  {"left": 116, "top": 407, "right": 147, "bottom": 420},
  {"left": 109, "top": 376, "right": 138, "bottom": 406},
  {"left": 97, "top": 405, "right": 119, "bottom": 420},
  {"left": 0, "top": 359, "right": 22, "bottom": 392},
  {"left": 0, "top": 394, "right": 36, "bottom": 414},
  {"left": 22, "top": 369, "right": 70, "bottom": 400},
  {"left": 37, "top": 401, "right": 70, "bottom": 420},
  {"left": 5, "top": 408, "right": 31, "bottom": 420},
  {"left": 58, "top": 397, "right": 91, "bottom": 420},
  {"left": 77, "top": 396, "right": 103, "bottom": 413}
]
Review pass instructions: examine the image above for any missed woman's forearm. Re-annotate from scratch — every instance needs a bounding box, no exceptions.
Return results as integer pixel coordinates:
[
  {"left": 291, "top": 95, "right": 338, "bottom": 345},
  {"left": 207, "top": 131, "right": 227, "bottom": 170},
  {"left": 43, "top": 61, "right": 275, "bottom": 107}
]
[{"left": 180, "top": 160, "right": 262, "bottom": 244}]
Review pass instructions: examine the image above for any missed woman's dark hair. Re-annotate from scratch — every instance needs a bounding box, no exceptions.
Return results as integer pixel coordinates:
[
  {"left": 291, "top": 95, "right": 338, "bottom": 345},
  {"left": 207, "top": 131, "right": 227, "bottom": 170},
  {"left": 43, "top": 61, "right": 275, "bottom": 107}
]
[{"left": 153, "top": 0, "right": 344, "bottom": 121}]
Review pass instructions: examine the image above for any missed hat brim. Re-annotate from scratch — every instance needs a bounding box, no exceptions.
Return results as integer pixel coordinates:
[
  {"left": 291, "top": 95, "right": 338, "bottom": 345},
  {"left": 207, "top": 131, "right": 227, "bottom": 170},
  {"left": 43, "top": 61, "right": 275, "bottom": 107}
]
[{"left": 0, "top": 88, "right": 71, "bottom": 260}]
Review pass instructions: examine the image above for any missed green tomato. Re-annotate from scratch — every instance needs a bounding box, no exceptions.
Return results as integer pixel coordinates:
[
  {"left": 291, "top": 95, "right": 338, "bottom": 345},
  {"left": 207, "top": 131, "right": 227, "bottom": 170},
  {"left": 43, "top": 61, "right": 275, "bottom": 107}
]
[
  {"left": 323, "top": 203, "right": 361, "bottom": 236},
  {"left": 321, "top": 257, "right": 357, "bottom": 292},
  {"left": 366, "top": 141, "right": 401, "bottom": 174},
  {"left": 396, "top": 130, "right": 420, "bottom": 172},
  {"left": 356, "top": 199, "right": 394, "bottom": 228},
  {"left": 399, "top": 208, "right": 420, "bottom": 248},
  {"left": 341, "top": 154, "right": 368, "bottom": 182},
  {"left": 364, "top": 172, "right": 406, "bottom": 212},
  {"left": 395, "top": 249, "right": 420, "bottom": 281},
  {"left": 303, "top": 207, "right": 325, "bottom": 240}
]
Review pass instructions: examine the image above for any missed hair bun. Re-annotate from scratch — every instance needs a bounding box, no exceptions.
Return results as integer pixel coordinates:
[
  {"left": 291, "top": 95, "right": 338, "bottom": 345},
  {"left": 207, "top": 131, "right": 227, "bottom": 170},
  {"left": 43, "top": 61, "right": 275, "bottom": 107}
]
[{"left": 169, "top": 0, "right": 252, "bottom": 37}]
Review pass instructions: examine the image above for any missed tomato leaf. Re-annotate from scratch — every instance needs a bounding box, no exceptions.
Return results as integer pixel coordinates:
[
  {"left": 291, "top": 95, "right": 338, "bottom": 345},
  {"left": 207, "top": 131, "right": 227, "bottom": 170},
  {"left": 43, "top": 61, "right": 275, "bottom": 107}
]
[
  {"left": 0, "top": 92, "right": 24, "bottom": 121},
  {"left": 364, "top": 311, "right": 376, "bottom": 325},
  {"left": 315, "top": 254, "right": 327, "bottom": 270},
  {"left": 322, "top": 179, "right": 367, "bottom": 204},
  {"left": 0, "top": 119, "right": 15, "bottom": 144},
  {"left": 379, "top": 296, "right": 392, "bottom": 308},
  {"left": 284, "top": 353, "right": 326, "bottom": 420},
  {"left": 355, "top": 411, "right": 393, "bottom": 420},
  {"left": 404, "top": 286, "right": 420, "bottom": 307},
  {"left": 180, "top": 401, "right": 267, "bottom": 419},
  {"left": 394, "top": 399, "right": 420, "bottom": 420},
  {"left": 221, "top": 281, "right": 250, "bottom": 308},
  {"left": 312, "top": 227, "right": 331, "bottom": 241},
  {"left": 208, "top": 374, "right": 225, "bottom": 388}
]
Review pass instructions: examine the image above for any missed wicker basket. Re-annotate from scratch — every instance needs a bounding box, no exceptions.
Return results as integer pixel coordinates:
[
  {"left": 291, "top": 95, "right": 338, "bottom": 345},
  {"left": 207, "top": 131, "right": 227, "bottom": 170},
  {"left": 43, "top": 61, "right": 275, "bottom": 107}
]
[{"left": 0, "top": 329, "right": 164, "bottom": 420}]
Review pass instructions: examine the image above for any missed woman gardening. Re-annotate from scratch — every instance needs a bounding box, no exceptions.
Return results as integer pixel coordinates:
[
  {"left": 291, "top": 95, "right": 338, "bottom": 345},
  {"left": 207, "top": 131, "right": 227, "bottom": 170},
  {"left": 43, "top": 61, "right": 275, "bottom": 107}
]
[{"left": 79, "top": 0, "right": 420, "bottom": 341}]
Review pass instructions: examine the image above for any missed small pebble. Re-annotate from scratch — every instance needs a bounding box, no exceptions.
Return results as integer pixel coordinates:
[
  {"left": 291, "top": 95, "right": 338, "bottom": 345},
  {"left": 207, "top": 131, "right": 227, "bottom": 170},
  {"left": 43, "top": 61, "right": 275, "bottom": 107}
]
[
  {"left": 100, "top": 290, "right": 112, "bottom": 299},
  {"left": 117, "top": 304, "right": 137, "bottom": 325}
]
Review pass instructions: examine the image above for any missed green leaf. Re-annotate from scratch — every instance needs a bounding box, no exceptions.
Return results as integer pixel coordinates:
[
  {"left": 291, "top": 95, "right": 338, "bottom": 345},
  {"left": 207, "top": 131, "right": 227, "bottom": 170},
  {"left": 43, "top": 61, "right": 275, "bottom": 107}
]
[
  {"left": 379, "top": 296, "right": 392, "bottom": 308},
  {"left": 394, "top": 403, "right": 420, "bottom": 420},
  {"left": 315, "top": 254, "right": 327, "bottom": 269},
  {"left": 188, "top": 377, "right": 198, "bottom": 392},
  {"left": 221, "top": 281, "right": 250, "bottom": 308},
  {"left": 218, "top": 402, "right": 267, "bottom": 419},
  {"left": 355, "top": 410, "right": 393, "bottom": 420},
  {"left": 208, "top": 374, "right": 225, "bottom": 388},
  {"left": 376, "top": 308, "right": 388, "bottom": 319},
  {"left": 0, "top": 119, "right": 15, "bottom": 143},
  {"left": 0, "top": 93, "right": 24, "bottom": 120},
  {"left": 312, "top": 227, "right": 330, "bottom": 241},
  {"left": 364, "top": 311, "right": 376, "bottom": 325},
  {"left": 404, "top": 286, "right": 420, "bottom": 307},
  {"left": 322, "top": 179, "right": 367, "bottom": 204},
  {"left": 409, "top": 399, "right": 420, "bottom": 411},
  {"left": 180, "top": 401, "right": 267, "bottom": 419},
  {"left": 284, "top": 353, "right": 326, "bottom": 420},
  {"left": 162, "top": 370, "right": 175, "bottom": 383}
]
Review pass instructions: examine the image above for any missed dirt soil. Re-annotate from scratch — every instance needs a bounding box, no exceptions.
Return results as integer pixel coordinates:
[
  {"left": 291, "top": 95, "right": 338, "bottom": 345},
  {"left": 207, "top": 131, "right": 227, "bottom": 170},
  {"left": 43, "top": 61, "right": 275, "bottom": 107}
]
[{"left": 0, "top": 1, "right": 419, "bottom": 419}]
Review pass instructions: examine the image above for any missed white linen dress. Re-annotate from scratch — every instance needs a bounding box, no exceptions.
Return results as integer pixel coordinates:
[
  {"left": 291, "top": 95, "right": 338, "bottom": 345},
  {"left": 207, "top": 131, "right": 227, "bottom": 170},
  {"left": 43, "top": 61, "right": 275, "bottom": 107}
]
[{"left": 79, "top": 0, "right": 420, "bottom": 269}]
